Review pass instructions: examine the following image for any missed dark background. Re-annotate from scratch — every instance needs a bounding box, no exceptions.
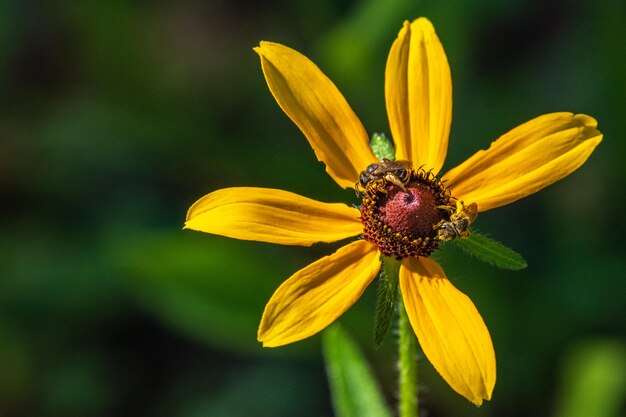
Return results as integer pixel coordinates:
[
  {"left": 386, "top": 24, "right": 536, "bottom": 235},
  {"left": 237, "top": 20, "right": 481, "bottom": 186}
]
[{"left": 1, "top": 1, "right": 624, "bottom": 416}]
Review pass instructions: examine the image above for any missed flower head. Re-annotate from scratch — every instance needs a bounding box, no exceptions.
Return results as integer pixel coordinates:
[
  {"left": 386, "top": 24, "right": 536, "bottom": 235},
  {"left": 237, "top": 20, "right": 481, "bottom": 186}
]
[{"left": 185, "top": 18, "right": 602, "bottom": 405}]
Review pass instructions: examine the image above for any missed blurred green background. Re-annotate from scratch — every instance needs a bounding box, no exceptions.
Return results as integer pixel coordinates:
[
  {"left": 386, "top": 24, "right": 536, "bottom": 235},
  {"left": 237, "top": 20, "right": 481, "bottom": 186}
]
[{"left": 1, "top": 0, "right": 625, "bottom": 416}]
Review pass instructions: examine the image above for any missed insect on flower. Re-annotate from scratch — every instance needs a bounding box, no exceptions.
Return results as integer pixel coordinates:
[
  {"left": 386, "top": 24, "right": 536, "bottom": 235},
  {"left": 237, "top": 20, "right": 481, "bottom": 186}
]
[
  {"left": 355, "top": 158, "right": 412, "bottom": 196},
  {"left": 434, "top": 201, "right": 479, "bottom": 241}
]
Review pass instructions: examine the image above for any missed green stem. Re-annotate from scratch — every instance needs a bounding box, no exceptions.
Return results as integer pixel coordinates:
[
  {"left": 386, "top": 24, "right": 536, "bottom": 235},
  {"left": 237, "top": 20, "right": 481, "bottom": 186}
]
[
  {"left": 399, "top": 294, "right": 418, "bottom": 417},
  {"left": 381, "top": 256, "right": 418, "bottom": 417}
]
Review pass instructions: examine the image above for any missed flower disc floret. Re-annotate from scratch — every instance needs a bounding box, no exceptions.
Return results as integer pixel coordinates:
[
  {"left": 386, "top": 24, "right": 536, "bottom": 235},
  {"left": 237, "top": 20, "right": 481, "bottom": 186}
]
[{"left": 360, "top": 169, "right": 450, "bottom": 258}]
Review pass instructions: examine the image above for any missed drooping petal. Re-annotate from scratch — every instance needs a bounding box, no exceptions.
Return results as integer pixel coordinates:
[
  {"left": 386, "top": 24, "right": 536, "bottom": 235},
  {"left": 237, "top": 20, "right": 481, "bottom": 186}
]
[
  {"left": 385, "top": 18, "right": 452, "bottom": 174},
  {"left": 400, "top": 257, "right": 495, "bottom": 405},
  {"left": 185, "top": 187, "right": 362, "bottom": 246},
  {"left": 442, "top": 113, "right": 602, "bottom": 211},
  {"left": 258, "top": 240, "right": 380, "bottom": 347},
  {"left": 255, "top": 42, "right": 377, "bottom": 189}
]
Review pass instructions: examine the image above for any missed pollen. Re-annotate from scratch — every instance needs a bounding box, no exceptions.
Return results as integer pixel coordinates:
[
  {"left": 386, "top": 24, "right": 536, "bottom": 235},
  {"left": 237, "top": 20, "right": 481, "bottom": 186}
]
[{"left": 360, "top": 169, "right": 451, "bottom": 259}]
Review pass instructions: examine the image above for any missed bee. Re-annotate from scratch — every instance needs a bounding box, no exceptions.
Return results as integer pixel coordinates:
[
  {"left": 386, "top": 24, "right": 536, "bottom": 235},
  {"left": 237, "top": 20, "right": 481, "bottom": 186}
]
[
  {"left": 434, "top": 201, "right": 478, "bottom": 241},
  {"left": 355, "top": 159, "right": 412, "bottom": 195}
]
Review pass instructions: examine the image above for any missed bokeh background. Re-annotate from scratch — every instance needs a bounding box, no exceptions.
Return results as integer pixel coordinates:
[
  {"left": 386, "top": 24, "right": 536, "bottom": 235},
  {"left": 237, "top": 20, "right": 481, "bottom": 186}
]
[{"left": 1, "top": 1, "right": 625, "bottom": 416}]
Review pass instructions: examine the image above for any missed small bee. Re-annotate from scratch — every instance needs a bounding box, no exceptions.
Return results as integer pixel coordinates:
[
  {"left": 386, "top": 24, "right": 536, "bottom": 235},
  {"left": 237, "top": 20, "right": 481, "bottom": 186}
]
[
  {"left": 434, "top": 201, "right": 478, "bottom": 241},
  {"left": 355, "top": 159, "right": 412, "bottom": 195}
]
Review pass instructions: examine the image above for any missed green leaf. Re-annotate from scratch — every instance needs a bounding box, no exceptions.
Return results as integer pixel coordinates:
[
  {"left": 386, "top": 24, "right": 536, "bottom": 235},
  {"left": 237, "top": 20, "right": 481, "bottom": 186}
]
[
  {"left": 453, "top": 231, "right": 528, "bottom": 270},
  {"left": 323, "top": 325, "right": 393, "bottom": 417},
  {"left": 370, "top": 132, "right": 395, "bottom": 161},
  {"left": 373, "top": 256, "right": 400, "bottom": 348}
]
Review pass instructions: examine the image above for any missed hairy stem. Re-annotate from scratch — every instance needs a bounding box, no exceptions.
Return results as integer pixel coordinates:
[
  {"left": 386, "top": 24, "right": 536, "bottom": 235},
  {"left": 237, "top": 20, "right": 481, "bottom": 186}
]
[
  {"left": 399, "top": 295, "right": 418, "bottom": 417},
  {"left": 381, "top": 256, "right": 418, "bottom": 417}
]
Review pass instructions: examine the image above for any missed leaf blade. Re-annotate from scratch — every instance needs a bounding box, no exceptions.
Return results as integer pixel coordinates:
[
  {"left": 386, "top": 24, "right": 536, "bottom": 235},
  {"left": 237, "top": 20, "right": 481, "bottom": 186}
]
[
  {"left": 453, "top": 231, "right": 528, "bottom": 270},
  {"left": 370, "top": 132, "right": 395, "bottom": 161},
  {"left": 323, "top": 325, "right": 393, "bottom": 417},
  {"left": 373, "top": 256, "right": 400, "bottom": 348}
]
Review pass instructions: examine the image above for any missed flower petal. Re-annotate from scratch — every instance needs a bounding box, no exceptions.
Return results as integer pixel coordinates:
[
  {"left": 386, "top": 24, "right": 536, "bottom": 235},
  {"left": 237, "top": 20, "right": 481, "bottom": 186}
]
[
  {"left": 185, "top": 187, "right": 362, "bottom": 246},
  {"left": 258, "top": 240, "right": 380, "bottom": 347},
  {"left": 255, "top": 42, "right": 377, "bottom": 189},
  {"left": 385, "top": 18, "right": 452, "bottom": 174},
  {"left": 442, "top": 113, "right": 602, "bottom": 211},
  {"left": 400, "top": 257, "right": 495, "bottom": 405}
]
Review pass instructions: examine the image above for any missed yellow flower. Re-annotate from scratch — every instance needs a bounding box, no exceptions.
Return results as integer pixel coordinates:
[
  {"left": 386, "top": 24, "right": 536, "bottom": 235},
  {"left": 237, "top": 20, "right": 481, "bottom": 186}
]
[{"left": 185, "top": 18, "right": 602, "bottom": 405}]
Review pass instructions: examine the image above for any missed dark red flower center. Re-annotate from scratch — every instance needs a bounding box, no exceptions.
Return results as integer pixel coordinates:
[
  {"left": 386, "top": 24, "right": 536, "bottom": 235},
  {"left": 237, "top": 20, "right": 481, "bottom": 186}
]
[{"left": 360, "top": 169, "right": 451, "bottom": 259}]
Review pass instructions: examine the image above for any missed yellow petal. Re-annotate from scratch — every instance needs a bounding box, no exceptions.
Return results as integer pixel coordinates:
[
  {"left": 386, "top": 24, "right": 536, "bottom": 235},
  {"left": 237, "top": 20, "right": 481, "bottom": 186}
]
[
  {"left": 255, "top": 42, "right": 377, "bottom": 189},
  {"left": 385, "top": 18, "right": 452, "bottom": 174},
  {"left": 442, "top": 113, "right": 602, "bottom": 211},
  {"left": 400, "top": 257, "right": 495, "bottom": 405},
  {"left": 258, "top": 240, "right": 380, "bottom": 347},
  {"left": 185, "top": 187, "right": 362, "bottom": 246}
]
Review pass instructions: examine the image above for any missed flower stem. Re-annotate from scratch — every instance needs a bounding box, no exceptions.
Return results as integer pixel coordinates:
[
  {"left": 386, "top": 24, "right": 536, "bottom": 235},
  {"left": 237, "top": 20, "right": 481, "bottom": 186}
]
[
  {"left": 381, "top": 256, "right": 418, "bottom": 417},
  {"left": 399, "top": 295, "right": 418, "bottom": 417}
]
